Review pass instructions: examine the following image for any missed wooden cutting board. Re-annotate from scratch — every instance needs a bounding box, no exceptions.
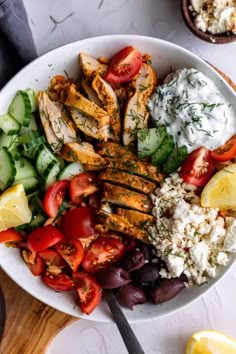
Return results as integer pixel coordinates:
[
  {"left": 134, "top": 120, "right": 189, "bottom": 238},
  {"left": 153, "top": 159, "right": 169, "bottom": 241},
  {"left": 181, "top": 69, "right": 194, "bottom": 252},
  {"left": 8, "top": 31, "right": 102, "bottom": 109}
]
[{"left": 0, "top": 66, "right": 235, "bottom": 354}]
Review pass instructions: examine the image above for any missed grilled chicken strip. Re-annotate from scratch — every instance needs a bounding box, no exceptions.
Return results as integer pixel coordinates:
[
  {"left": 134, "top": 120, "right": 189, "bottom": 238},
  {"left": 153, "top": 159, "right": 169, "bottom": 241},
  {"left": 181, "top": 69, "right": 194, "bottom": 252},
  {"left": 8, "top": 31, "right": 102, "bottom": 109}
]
[
  {"left": 99, "top": 168, "right": 156, "bottom": 194},
  {"left": 65, "top": 84, "right": 110, "bottom": 130},
  {"left": 81, "top": 78, "right": 102, "bottom": 107},
  {"left": 79, "top": 53, "right": 107, "bottom": 79},
  {"left": 123, "top": 63, "right": 157, "bottom": 146},
  {"left": 61, "top": 142, "right": 106, "bottom": 166},
  {"left": 96, "top": 142, "right": 137, "bottom": 161},
  {"left": 116, "top": 208, "right": 155, "bottom": 228},
  {"left": 92, "top": 74, "right": 121, "bottom": 140},
  {"left": 96, "top": 210, "right": 149, "bottom": 243},
  {"left": 105, "top": 158, "right": 163, "bottom": 183},
  {"left": 101, "top": 183, "right": 152, "bottom": 213}
]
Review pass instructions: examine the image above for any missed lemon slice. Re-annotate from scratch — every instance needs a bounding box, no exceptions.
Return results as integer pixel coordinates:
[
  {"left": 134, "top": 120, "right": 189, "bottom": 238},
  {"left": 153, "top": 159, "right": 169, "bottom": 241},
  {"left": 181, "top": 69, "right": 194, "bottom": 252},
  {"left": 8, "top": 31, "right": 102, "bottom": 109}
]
[
  {"left": 201, "top": 163, "right": 236, "bottom": 209},
  {"left": 0, "top": 184, "right": 32, "bottom": 232},
  {"left": 186, "top": 330, "right": 236, "bottom": 354}
]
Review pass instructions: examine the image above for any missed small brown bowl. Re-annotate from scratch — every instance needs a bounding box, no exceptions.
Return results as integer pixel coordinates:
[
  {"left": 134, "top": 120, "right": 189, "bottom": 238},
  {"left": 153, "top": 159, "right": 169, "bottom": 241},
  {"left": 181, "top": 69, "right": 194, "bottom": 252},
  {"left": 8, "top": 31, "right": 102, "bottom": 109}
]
[{"left": 181, "top": 0, "right": 236, "bottom": 44}]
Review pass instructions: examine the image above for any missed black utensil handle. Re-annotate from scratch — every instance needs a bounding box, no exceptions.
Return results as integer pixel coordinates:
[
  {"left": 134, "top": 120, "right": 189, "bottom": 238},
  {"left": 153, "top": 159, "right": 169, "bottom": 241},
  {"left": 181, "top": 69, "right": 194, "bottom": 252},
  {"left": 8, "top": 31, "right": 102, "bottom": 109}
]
[{"left": 104, "top": 290, "right": 145, "bottom": 354}]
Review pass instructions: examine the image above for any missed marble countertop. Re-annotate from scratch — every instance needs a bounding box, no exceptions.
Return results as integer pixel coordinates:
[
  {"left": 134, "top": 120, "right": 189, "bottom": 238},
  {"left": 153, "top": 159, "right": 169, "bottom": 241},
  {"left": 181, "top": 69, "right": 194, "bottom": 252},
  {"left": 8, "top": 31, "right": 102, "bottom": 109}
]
[{"left": 22, "top": 1, "right": 236, "bottom": 353}]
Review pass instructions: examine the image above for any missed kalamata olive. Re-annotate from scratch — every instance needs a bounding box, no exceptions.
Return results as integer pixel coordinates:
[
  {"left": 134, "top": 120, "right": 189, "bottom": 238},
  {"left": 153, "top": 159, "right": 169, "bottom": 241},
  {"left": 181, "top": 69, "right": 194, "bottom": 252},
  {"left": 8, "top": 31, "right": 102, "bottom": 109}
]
[
  {"left": 141, "top": 244, "right": 155, "bottom": 262},
  {"left": 134, "top": 264, "right": 159, "bottom": 285},
  {"left": 117, "top": 284, "right": 147, "bottom": 310},
  {"left": 120, "top": 249, "right": 145, "bottom": 272},
  {"left": 150, "top": 278, "right": 185, "bottom": 304},
  {"left": 96, "top": 267, "right": 131, "bottom": 289}
]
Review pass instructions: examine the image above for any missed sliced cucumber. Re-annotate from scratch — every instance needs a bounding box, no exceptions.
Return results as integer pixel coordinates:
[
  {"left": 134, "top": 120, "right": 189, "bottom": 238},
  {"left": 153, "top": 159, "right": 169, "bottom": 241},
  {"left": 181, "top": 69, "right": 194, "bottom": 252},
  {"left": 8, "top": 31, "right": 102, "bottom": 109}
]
[
  {"left": 22, "top": 136, "right": 46, "bottom": 151},
  {"left": 58, "top": 162, "right": 84, "bottom": 180},
  {"left": 22, "top": 146, "right": 40, "bottom": 160},
  {"left": 43, "top": 161, "right": 61, "bottom": 190},
  {"left": 28, "top": 194, "right": 44, "bottom": 214},
  {"left": 0, "top": 147, "right": 16, "bottom": 190},
  {"left": 163, "top": 145, "right": 188, "bottom": 174},
  {"left": 36, "top": 145, "right": 58, "bottom": 177},
  {"left": 14, "top": 158, "right": 37, "bottom": 181},
  {"left": 151, "top": 135, "right": 175, "bottom": 166},
  {"left": 28, "top": 213, "right": 46, "bottom": 230},
  {"left": 14, "top": 176, "right": 40, "bottom": 194},
  {"left": 20, "top": 115, "right": 38, "bottom": 135},
  {"left": 11, "top": 148, "right": 22, "bottom": 161},
  {"left": 25, "top": 88, "right": 38, "bottom": 112},
  {"left": 19, "top": 130, "right": 41, "bottom": 144},
  {"left": 0, "top": 133, "right": 19, "bottom": 152},
  {"left": 8, "top": 90, "right": 32, "bottom": 127},
  {"left": 0, "top": 113, "right": 21, "bottom": 135},
  {"left": 138, "top": 126, "right": 167, "bottom": 158}
]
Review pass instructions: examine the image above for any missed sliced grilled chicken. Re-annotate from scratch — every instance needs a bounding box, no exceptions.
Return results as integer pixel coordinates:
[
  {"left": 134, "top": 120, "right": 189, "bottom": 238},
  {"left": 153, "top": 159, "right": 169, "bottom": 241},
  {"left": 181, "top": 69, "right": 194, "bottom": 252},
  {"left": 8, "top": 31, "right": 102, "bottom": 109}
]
[
  {"left": 101, "top": 183, "right": 152, "bottom": 213},
  {"left": 96, "top": 210, "right": 149, "bottom": 243},
  {"left": 96, "top": 142, "right": 137, "bottom": 161},
  {"left": 61, "top": 142, "right": 106, "bottom": 166},
  {"left": 116, "top": 208, "right": 155, "bottom": 228},
  {"left": 84, "top": 164, "right": 106, "bottom": 171},
  {"left": 65, "top": 84, "right": 110, "bottom": 130},
  {"left": 105, "top": 158, "right": 163, "bottom": 183},
  {"left": 68, "top": 107, "right": 110, "bottom": 141},
  {"left": 79, "top": 53, "right": 107, "bottom": 79},
  {"left": 92, "top": 75, "right": 121, "bottom": 140},
  {"left": 81, "top": 78, "right": 102, "bottom": 107},
  {"left": 99, "top": 168, "right": 156, "bottom": 194},
  {"left": 123, "top": 63, "right": 157, "bottom": 146}
]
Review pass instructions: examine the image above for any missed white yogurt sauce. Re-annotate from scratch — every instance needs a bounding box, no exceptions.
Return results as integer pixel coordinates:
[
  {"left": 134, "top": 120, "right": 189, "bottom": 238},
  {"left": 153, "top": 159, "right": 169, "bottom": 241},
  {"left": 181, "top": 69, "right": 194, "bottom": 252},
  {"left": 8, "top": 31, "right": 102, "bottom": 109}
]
[{"left": 148, "top": 68, "right": 236, "bottom": 153}]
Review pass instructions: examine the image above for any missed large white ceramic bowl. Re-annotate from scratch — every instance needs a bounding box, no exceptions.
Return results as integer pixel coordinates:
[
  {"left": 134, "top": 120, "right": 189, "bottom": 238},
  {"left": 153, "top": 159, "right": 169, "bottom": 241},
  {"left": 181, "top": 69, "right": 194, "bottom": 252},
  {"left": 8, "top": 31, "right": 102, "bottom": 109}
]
[{"left": 0, "top": 35, "right": 236, "bottom": 323}]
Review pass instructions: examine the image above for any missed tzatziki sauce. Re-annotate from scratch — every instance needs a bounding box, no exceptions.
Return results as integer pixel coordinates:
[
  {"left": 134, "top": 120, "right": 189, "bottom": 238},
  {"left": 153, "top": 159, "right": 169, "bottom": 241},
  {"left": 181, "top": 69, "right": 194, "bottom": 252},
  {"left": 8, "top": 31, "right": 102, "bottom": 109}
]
[{"left": 148, "top": 68, "right": 236, "bottom": 153}]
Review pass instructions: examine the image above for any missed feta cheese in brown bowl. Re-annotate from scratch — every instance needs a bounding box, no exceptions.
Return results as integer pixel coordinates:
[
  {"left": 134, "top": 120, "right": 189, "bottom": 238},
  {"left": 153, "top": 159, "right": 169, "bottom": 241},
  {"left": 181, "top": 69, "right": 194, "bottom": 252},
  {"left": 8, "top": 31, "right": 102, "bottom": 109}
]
[{"left": 181, "top": 0, "right": 236, "bottom": 43}]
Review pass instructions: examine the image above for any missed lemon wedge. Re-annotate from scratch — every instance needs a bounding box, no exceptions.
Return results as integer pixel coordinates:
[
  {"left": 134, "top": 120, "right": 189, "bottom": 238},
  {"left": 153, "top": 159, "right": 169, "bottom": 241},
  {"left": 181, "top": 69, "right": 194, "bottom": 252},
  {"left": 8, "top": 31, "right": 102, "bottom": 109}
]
[
  {"left": 186, "top": 330, "right": 236, "bottom": 354},
  {"left": 201, "top": 163, "right": 236, "bottom": 209},
  {"left": 0, "top": 184, "right": 32, "bottom": 232}
]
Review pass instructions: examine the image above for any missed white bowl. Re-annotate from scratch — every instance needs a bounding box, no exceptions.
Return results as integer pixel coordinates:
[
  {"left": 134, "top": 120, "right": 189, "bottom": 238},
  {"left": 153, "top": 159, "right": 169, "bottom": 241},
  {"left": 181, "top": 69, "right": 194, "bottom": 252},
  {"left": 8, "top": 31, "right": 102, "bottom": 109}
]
[{"left": 0, "top": 35, "right": 236, "bottom": 323}]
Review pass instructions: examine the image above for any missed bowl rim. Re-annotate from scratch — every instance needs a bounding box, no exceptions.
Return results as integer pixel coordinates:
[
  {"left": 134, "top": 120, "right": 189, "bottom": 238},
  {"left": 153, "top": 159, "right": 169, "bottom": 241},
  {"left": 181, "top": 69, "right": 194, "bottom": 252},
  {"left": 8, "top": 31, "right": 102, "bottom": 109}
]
[
  {"left": 0, "top": 34, "right": 236, "bottom": 323},
  {"left": 181, "top": 0, "right": 236, "bottom": 44}
]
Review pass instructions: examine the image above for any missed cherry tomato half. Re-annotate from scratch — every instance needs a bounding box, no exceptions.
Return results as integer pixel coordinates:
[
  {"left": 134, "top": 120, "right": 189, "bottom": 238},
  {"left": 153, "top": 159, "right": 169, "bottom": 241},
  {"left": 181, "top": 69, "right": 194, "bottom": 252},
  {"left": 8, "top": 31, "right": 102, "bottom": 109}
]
[
  {"left": 26, "top": 255, "right": 45, "bottom": 276},
  {"left": 55, "top": 239, "right": 84, "bottom": 272},
  {"left": 72, "top": 271, "right": 102, "bottom": 315},
  {"left": 105, "top": 46, "right": 143, "bottom": 84},
  {"left": 38, "top": 249, "right": 66, "bottom": 268},
  {"left": 42, "top": 272, "right": 75, "bottom": 291},
  {"left": 180, "top": 147, "right": 215, "bottom": 187},
  {"left": 82, "top": 237, "right": 125, "bottom": 273},
  {"left": 210, "top": 135, "right": 236, "bottom": 162},
  {"left": 59, "top": 207, "right": 97, "bottom": 239},
  {"left": 69, "top": 172, "right": 98, "bottom": 205},
  {"left": 43, "top": 180, "right": 69, "bottom": 218},
  {"left": 0, "top": 229, "right": 22, "bottom": 243},
  {"left": 27, "top": 225, "right": 64, "bottom": 253}
]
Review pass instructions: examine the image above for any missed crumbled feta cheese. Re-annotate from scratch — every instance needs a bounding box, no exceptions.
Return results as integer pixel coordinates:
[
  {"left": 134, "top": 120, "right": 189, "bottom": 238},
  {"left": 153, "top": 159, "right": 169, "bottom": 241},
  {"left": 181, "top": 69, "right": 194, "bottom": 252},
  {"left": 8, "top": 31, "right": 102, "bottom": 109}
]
[
  {"left": 216, "top": 251, "right": 229, "bottom": 265},
  {"left": 190, "top": 241, "right": 209, "bottom": 271},
  {"left": 224, "top": 218, "right": 236, "bottom": 252},
  {"left": 166, "top": 255, "right": 185, "bottom": 277}
]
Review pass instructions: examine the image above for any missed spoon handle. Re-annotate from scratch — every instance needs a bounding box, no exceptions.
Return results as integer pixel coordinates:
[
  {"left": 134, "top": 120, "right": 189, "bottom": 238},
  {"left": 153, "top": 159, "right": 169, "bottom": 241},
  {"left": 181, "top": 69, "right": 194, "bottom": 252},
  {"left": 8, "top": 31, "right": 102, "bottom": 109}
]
[{"left": 104, "top": 290, "right": 145, "bottom": 354}]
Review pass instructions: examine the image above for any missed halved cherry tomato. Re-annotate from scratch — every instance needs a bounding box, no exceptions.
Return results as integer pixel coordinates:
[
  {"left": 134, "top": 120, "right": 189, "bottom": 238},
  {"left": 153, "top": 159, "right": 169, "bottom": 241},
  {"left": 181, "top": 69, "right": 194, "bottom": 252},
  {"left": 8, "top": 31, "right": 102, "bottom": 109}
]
[
  {"left": 69, "top": 172, "right": 98, "bottom": 205},
  {"left": 72, "top": 271, "right": 102, "bottom": 314},
  {"left": 210, "top": 135, "right": 236, "bottom": 162},
  {"left": 180, "top": 147, "right": 215, "bottom": 187},
  {"left": 43, "top": 180, "right": 69, "bottom": 218},
  {"left": 26, "top": 255, "right": 45, "bottom": 276},
  {"left": 54, "top": 239, "right": 84, "bottom": 272},
  {"left": 82, "top": 237, "right": 125, "bottom": 273},
  {"left": 88, "top": 192, "right": 101, "bottom": 209},
  {"left": 38, "top": 249, "right": 66, "bottom": 268},
  {"left": 0, "top": 228, "right": 22, "bottom": 243},
  {"left": 59, "top": 207, "right": 97, "bottom": 239},
  {"left": 42, "top": 272, "right": 74, "bottom": 291},
  {"left": 105, "top": 46, "right": 143, "bottom": 84},
  {"left": 27, "top": 225, "right": 64, "bottom": 253}
]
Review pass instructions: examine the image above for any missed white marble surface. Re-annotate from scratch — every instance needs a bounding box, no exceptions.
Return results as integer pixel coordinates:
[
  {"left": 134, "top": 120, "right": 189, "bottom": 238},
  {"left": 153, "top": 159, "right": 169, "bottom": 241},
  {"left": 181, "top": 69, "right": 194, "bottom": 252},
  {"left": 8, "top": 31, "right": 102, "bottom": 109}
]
[{"left": 21, "top": 1, "right": 236, "bottom": 353}]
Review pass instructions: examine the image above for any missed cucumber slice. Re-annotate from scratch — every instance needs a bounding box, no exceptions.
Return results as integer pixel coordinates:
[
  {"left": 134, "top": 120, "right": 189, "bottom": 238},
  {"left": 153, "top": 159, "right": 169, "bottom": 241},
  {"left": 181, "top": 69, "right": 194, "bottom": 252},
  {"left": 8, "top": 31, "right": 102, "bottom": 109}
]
[
  {"left": 20, "top": 115, "right": 38, "bottom": 135},
  {"left": 43, "top": 161, "right": 61, "bottom": 190},
  {"left": 14, "top": 176, "right": 40, "bottom": 194},
  {"left": 23, "top": 136, "right": 46, "bottom": 151},
  {"left": 58, "top": 162, "right": 84, "bottom": 180},
  {"left": 14, "top": 158, "right": 37, "bottom": 181},
  {"left": 138, "top": 127, "right": 167, "bottom": 158},
  {"left": 0, "top": 113, "right": 21, "bottom": 135},
  {"left": 8, "top": 91, "right": 32, "bottom": 127},
  {"left": 22, "top": 146, "right": 40, "bottom": 160},
  {"left": 163, "top": 145, "right": 188, "bottom": 174},
  {"left": 36, "top": 145, "right": 58, "bottom": 177},
  {"left": 151, "top": 135, "right": 175, "bottom": 166},
  {"left": 25, "top": 88, "right": 38, "bottom": 112},
  {"left": 0, "top": 147, "right": 16, "bottom": 190},
  {"left": 0, "top": 133, "right": 19, "bottom": 152},
  {"left": 11, "top": 148, "right": 22, "bottom": 161},
  {"left": 28, "top": 213, "right": 46, "bottom": 230},
  {"left": 19, "top": 130, "right": 41, "bottom": 144}
]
